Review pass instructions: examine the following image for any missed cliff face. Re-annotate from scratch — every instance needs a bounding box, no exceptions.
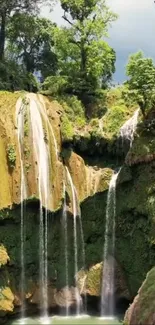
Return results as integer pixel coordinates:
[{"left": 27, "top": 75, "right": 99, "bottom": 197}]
[
  {"left": 0, "top": 90, "right": 155, "bottom": 322},
  {"left": 124, "top": 267, "right": 155, "bottom": 325}
]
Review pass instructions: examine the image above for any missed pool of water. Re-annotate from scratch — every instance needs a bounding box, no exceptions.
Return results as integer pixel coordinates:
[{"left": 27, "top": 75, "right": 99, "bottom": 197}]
[{"left": 9, "top": 315, "right": 121, "bottom": 325}]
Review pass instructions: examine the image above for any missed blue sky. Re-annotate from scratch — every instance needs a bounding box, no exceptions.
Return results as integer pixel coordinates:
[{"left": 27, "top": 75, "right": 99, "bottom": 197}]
[{"left": 42, "top": 0, "right": 155, "bottom": 82}]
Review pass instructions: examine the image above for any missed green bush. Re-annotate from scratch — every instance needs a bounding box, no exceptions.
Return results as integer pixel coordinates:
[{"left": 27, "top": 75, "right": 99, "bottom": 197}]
[
  {"left": 7, "top": 144, "right": 16, "bottom": 168},
  {"left": 42, "top": 75, "right": 69, "bottom": 95},
  {"left": 0, "top": 60, "right": 39, "bottom": 92},
  {"left": 61, "top": 114, "right": 74, "bottom": 142}
]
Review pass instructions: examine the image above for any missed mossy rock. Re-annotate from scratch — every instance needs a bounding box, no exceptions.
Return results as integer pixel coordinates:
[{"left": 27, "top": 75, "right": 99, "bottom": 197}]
[
  {"left": 124, "top": 267, "right": 155, "bottom": 325},
  {"left": 0, "top": 246, "right": 9, "bottom": 267},
  {"left": 0, "top": 287, "right": 14, "bottom": 312},
  {"left": 126, "top": 134, "right": 155, "bottom": 165}
]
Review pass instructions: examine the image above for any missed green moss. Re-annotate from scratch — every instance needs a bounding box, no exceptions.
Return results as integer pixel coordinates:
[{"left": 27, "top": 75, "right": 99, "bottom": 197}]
[
  {"left": 6, "top": 144, "right": 16, "bottom": 169},
  {"left": 102, "top": 104, "right": 136, "bottom": 139},
  {"left": 126, "top": 133, "right": 155, "bottom": 164},
  {"left": 116, "top": 162, "right": 155, "bottom": 295},
  {"left": 124, "top": 267, "right": 155, "bottom": 324},
  {"left": 137, "top": 267, "right": 155, "bottom": 323},
  {"left": 61, "top": 114, "right": 74, "bottom": 142}
]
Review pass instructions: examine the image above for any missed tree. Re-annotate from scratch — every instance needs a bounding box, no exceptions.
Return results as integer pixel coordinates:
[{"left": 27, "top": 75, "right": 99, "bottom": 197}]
[
  {"left": 7, "top": 13, "right": 57, "bottom": 77},
  {"left": 0, "top": 0, "right": 50, "bottom": 60},
  {"left": 126, "top": 51, "right": 155, "bottom": 116},
  {"left": 53, "top": 0, "right": 117, "bottom": 102}
]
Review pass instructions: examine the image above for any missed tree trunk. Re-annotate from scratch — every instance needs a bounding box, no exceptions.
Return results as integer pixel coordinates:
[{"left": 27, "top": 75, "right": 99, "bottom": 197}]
[{"left": 0, "top": 12, "right": 6, "bottom": 60}]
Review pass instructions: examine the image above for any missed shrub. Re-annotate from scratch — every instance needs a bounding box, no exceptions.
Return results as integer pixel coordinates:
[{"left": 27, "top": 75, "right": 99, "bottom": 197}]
[
  {"left": 61, "top": 114, "right": 74, "bottom": 142},
  {"left": 7, "top": 144, "right": 16, "bottom": 168}
]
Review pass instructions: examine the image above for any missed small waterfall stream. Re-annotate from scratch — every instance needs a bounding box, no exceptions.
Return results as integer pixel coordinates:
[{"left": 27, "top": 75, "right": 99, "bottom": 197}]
[
  {"left": 65, "top": 167, "right": 86, "bottom": 315},
  {"left": 16, "top": 98, "right": 28, "bottom": 321},
  {"left": 62, "top": 183, "right": 69, "bottom": 316},
  {"left": 101, "top": 170, "right": 120, "bottom": 317},
  {"left": 120, "top": 108, "right": 140, "bottom": 147},
  {"left": 65, "top": 167, "right": 80, "bottom": 315}
]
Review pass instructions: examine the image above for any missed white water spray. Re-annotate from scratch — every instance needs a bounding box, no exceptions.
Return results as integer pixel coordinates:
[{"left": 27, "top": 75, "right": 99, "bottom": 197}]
[
  {"left": 120, "top": 109, "right": 139, "bottom": 147},
  {"left": 16, "top": 98, "right": 28, "bottom": 321},
  {"left": 37, "top": 94, "right": 58, "bottom": 159},
  {"left": 27, "top": 94, "right": 50, "bottom": 319},
  {"left": 101, "top": 170, "right": 120, "bottom": 317},
  {"left": 65, "top": 167, "right": 81, "bottom": 315},
  {"left": 63, "top": 183, "right": 69, "bottom": 316}
]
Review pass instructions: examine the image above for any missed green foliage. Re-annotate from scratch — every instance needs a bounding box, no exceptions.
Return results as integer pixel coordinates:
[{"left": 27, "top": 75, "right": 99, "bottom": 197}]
[
  {"left": 51, "top": 0, "right": 117, "bottom": 106},
  {"left": 6, "top": 144, "right": 16, "bottom": 168},
  {"left": 0, "top": 59, "right": 39, "bottom": 91},
  {"left": 102, "top": 86, "right": 137, "bottom": 139},
  {"left": 61, "top": 114, "right": 74, "bottom": 142},
  {"left": 42, "top": 75, "right": 69, "bottom": 95},
  {"left": 59, "top": 95, "right": 86, "bottom": 136},
  {"left": 0, "top": 0, "right": 50, "bottom": 59},
  {"left": 7, "top": 13, "right": 57, "bottom": 77},
  {"left": 126, "top": 51, "right": 155, "bottom": 116}
]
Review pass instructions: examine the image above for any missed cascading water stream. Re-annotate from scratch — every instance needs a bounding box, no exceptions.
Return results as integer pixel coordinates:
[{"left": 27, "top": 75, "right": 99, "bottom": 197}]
[
  {"left": 120, "top": 108, "right": 140, "bottom": 147},
  {"left": 62, "top": 183, "right": 69, "bottom": 316},
  {"left": 65, "top": 167, "right": 81, "bottom": 315},
  {"left": 75, "top": 189, "right": 87, "bottom": 314},
  {"left": 16, "top": 98, "right": 28, "bottom": 323},
  {"left": 101, "top": 170, "right": 120, "bottom": 317},
  {"left": 27, "top": 94, "right": 50, "bottom": 322},
  {"left": 37, "top": 94, "right": 58, "bottom": 159}
]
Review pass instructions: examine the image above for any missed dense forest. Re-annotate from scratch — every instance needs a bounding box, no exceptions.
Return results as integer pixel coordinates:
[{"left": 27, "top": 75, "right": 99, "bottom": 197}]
[{"left": 1, "top": 0, "right": 155, "bottom": 118}]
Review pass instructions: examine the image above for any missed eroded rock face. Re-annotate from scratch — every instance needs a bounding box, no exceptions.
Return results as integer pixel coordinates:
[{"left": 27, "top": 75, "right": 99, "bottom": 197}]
[
  {"left": 76, "top": 260, "right": 131, "bottom": 301},
  {"left": 124, "top": 267, "right": 155, "bottom": 325}
]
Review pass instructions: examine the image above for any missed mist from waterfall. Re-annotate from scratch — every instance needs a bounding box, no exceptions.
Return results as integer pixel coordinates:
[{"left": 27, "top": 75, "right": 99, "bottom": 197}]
[
  {"left": 101, "top": 170, "right": 120, "bottom": 317},
  {"left": 62, "top": 183, "right": 69, "bottom": 316},
  {"left": 120, "top": 108, "right": 140, "bottom": 148},
  {"left": 16, "top": 98, "right": 28, "bottom": 321}
]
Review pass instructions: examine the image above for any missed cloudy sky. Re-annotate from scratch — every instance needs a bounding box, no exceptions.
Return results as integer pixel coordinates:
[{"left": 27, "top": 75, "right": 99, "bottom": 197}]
[{"left": 42, "top": 0, "right": 155, "bottom": 82}]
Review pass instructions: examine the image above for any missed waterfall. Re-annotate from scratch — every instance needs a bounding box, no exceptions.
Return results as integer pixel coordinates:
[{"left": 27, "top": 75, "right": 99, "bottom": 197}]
[
  {"left": 37, "top": 94, "right": 58, "bottom": 159},
  {"left": 101, "top": 170, "right": 120, "bottom": 317},
  {"left": 120, "top": 108, "right": 139, "bottom": 148},
  {"left": 16, "top": 98, "right": 27, "bottom": 322},
  {"left": 65, "top": 167, "right": 83, "bottom": 315},
  {"left": 75, "top": 189, "right": 87, "bottom": 314},
  {"left": 26, "top": 95, "right": 50, "bottom": 322},
  {"left": 62, "top": 183, "right": 69, "bottom": 316}
]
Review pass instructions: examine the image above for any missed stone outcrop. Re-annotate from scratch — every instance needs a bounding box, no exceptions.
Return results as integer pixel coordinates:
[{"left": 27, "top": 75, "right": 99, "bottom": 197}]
[
  {"left": 77, "top": 260, "right": 130, "bottom": 301},
  {"left": 124, "top": 267, "right": 155, "bottom": 325}
]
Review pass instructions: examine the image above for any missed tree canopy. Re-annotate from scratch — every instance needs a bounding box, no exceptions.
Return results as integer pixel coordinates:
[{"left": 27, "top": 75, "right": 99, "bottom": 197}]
[
  {"left": 7, "top": 13, "right": 57, "bottom": 77},
  {"left": 51, "top": 0, "right": 117, "bottom": 103},
  {"left": 126, "top": 51, "right": 155, "bottom": 116},
  {"left": 0, "top": 0, "right": 50, "bottom": 59}
]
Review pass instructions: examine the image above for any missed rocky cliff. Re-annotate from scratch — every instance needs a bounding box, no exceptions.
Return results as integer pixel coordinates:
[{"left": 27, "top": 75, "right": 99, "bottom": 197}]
[{"left": 0, "top": 90, "right": 155, "bottom": 323}]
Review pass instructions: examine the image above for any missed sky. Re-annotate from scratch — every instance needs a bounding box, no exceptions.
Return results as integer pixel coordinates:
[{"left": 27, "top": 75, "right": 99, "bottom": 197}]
[{"left": 42, "top": 0, "right": 155, "bottom": 82}]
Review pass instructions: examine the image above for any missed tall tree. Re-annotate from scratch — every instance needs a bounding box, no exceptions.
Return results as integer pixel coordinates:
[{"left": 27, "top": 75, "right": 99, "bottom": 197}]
[
  {"left": 53, "top": 0, "right": 117, "bottom": 100},
  {"left": 0, "top": 0, "right": 49, "bottom": 60},
  {"left": 126, "top": 51, "right": 155, "bottom": 116},
  {"left": 7, "top": 13, "right": 57, "bottom": 77}
]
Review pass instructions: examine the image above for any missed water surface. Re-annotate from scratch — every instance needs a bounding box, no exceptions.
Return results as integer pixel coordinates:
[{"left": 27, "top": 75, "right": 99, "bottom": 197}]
[{"left": 10, "top": 315, "right": 121, "bottom": 325}]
